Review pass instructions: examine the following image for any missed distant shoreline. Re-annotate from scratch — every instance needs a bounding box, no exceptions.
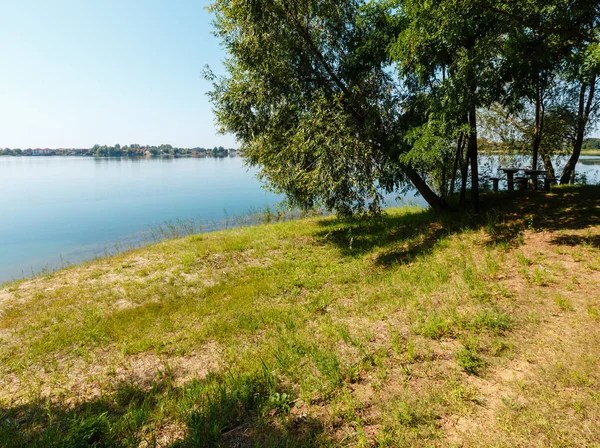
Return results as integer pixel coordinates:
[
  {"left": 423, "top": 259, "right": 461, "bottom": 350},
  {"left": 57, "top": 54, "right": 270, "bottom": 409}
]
[
  {"left": 0, "top": 145, "right": 240, "bottom": 158},
  {"left": 3, "top": 149, "right": 600, "bottom": 157},
  {"left": 0, "top": 151, "right": 242, "bottom": 159},
  {"left": 480, "top": 149, "right": 600, "bottom": 156},
  {"left": 0, "top": 153, "right": 241, "bottom": 158}
]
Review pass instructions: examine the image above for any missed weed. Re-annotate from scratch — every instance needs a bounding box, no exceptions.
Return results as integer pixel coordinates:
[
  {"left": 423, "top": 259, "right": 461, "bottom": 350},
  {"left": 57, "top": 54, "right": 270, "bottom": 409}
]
[
  {"left": 491, "top": 339, "right": 513, "bottom": 357},
  {"left": 555, "top": 294, "right": 574, "bottom": 311},
  {"left": 500, "top": 396, "right": 525, "bottom": 410},
  {"left": 394, "top": 400, "right": 437, "bottom": 427},
  {"left": 415, "top": 313, "right": 455, "bottom": 340},
  {"left": 531, "top": 267, "right": 551, "bottom": 286},
  {"left": 185, "top": 368, "right": 280, "bottom": 445},
  {"left": 484, "top": 252, "right": 500, "bottom": 275},
  {"left": 516, "top": 252, "right": 532, "bottom": 267},
  {"left": 471, "top": 309, "right": 513, "bottom": 333},
  {"left": 587, "top": 304, "right": 599, "bottom": 320},
  {"left": 267, "top": 392, "right": 292, "bottom": 416},
  {"left": 456, "top": 346, "right": 486, "bottom": 375}
]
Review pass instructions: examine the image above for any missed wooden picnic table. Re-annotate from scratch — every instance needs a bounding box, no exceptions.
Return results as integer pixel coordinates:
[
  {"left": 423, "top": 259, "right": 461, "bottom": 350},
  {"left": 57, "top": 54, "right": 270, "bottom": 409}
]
[
  {"left": 523, "top": 169, "right": 547, "bottom": 190},
  {"left": 495, "top": 167, "right": 555, "bottom": 193},
  {"left": 500, "top": 168, "right": 521, "bottom": 192}
]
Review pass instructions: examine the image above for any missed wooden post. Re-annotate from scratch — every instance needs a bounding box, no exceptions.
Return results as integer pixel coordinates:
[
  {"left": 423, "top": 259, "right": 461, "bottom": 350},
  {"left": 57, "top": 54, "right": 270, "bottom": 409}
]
[
  {"left": 529, "top": 173, "right": 538, "bottom": 191},
  {"left": 506, "top": 172, "right": 515, "bottom": 192},
  {"left": 492, "top": 178, "right": 499, "bottom": 192},
  {"left": 544, "top": 178, "right": 555, "bottom": 191}
]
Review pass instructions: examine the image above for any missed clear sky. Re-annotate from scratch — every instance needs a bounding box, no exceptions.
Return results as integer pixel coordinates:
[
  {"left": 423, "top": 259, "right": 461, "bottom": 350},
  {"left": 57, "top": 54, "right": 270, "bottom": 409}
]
[{"left": 0, "top": 0, "right": 236, "bottom": 149}]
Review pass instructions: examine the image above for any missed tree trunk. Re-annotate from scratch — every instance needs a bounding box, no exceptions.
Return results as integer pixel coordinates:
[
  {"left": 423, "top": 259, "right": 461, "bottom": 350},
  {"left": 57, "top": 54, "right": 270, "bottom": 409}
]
[
  {"left": 541, "top": 152, "right": 556, "bottom": 180},
  {"left": 537, "top": 96, "right": 555, "bottom": 180},
  {"left": 449, "top": 134, "right": 464, "bottom": 197},
  {"left": 404, "top": 167, "right": 451, "bottom": 213},
  {"left": 459, "top": 112, "right": 470, "bottom": 205},
  {"left": 560, "top": 75, "right": 596, "bottom": 184},
  {"left": 467, "top": 107, "right": 479, "bottom": 213},
  {"left": 531, "top": 91, "right": 544, "bottom": 171},
  {"left": 460, "top": 150, "right": 469, "bottom": 205}
]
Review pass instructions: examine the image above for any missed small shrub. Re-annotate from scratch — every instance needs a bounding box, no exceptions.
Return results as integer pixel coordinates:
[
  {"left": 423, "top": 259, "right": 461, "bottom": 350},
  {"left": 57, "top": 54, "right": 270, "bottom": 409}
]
[
  {"left": 456, "top": 347, "right": 485, "bottom": 375},
  {"left": 267, "top": 392, "right": 291, "bottom": 415}
]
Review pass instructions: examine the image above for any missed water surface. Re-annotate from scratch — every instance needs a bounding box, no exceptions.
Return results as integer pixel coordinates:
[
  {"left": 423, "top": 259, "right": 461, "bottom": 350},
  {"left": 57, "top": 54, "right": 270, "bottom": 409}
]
[
  {"left": 1, "top": 155, "right": 598, "bottom": 282},
  {"left": 0, "top": 156, "right": 285, "bottom": 282}
]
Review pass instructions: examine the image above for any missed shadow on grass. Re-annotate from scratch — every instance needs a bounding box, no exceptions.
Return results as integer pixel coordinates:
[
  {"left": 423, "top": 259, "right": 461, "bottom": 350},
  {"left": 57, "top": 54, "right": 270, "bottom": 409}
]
[
  {"left": 550, "top": 233, "right": 600, "bottom": 248},
  {"left": 316, "top": 185, "right": 600, "bottom": 267},
  {"left": 0, "top": 368, "right": 325, "bottom": 448}
]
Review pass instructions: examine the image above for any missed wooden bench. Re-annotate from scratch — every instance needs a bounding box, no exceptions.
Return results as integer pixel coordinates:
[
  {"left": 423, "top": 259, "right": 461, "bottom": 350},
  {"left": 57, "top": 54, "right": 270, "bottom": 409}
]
[
  {"left": 489, "top": 177, "right": 503, "bottom": 192},
  {"left": 515, "top": 177, "right": 529, "bottom": 190}
]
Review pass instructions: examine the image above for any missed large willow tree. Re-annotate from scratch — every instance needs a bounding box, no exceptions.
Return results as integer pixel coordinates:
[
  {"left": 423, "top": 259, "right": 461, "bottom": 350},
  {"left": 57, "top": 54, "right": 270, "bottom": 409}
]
[
  {"left": 207, "top": 0, "right": 599, "bottom": 215},
  {"left": 207, "top": 0, "right": 450, "bottom": 214}
]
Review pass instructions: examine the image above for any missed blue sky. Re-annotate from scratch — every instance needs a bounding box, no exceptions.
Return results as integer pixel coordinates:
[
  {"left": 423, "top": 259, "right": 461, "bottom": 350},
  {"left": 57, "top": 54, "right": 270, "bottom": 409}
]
[{"left": 0, "top": 0, "right": 236, "bottom": 148}]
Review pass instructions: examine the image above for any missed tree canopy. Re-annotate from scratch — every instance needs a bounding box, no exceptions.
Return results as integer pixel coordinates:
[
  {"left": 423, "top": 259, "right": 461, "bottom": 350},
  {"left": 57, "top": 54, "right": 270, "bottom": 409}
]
[{"left": 207, "top": 0, "right": 600, "bottom": 215}]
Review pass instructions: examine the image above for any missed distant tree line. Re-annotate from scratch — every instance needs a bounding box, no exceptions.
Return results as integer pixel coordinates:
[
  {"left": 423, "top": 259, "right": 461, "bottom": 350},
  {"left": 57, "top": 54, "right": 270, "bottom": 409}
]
[
  {"left": 582, "top": 138, "right": 600, "bottom": 150},
  {"left": 0, "top": 145, "right": 239, "bottom": 157}
]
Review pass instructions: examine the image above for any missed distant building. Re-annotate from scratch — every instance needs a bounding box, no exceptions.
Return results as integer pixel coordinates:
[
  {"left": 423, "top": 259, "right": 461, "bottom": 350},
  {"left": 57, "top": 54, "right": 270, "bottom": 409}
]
[{"left": 32, "top": 148, "right": 55, "bottom": 155}]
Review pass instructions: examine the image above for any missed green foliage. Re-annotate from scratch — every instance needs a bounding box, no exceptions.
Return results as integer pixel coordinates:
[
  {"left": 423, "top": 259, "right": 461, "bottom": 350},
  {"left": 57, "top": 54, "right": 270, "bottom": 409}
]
[
  {"left": 555, "top": 294, "right": 574, "bottom": 312},
  {"left": 207, "top": 0, "right": 455, "bottom": 214},
  {"left": 583, "top": 138, "right": 600, "bottom": 150},
  {"left": 456, "top": 346, "right": 486, "bottom": 375},
  {"left": 471, "top": 309, "right": 513, "bottom": 333},
  {"left": 415, "top": 313, "right": 455, "bottom": 340},
  {"left": 0, "top": 145, "right": 238, "bottom": 158},
  {"left": 207, "top": 0, "right": 599, "bottom": 214},
  {"left": 184, "top": 368, "right": 280, "bottom": 446}
]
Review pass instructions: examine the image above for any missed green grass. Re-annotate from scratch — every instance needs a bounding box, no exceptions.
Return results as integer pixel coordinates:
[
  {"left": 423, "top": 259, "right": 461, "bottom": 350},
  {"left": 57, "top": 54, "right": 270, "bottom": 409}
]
[
  {"left": 581, "top": 148, "right": 600, "bottom": 156},
  {"left": 1, "top": 186, "right": 600, "bottom": 446}
]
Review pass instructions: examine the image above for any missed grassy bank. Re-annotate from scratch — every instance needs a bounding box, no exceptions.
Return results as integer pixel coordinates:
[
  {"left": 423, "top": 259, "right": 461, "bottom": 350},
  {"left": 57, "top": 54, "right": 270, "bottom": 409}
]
[
  {"left": 1, "top": 186, "right": 599, "bottom": 447},
  {"left": 582, "top": 148, "right": 600, "bottom": 156},
  {"left": 480, "top": 147, "right": 600, "bottom": 156}
]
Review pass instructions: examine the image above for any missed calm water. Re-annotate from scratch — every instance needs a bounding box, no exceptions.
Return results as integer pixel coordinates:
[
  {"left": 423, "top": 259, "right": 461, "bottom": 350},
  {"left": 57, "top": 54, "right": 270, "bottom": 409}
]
[
  {"left": 1, "top": 155, "right": 598, "bottom": 283},
  {"left": 0, "top": 156, "right": 286, "bottom": 282}
]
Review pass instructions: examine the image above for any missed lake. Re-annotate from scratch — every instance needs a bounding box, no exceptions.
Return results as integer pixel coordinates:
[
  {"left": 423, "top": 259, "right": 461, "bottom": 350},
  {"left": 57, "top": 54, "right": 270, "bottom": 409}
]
[
  {"left": 1, "top": 155, "right": 598, "bottom": 283},
  {"left": 0, "top": 156, "right": 289, "bottom": 282}
]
